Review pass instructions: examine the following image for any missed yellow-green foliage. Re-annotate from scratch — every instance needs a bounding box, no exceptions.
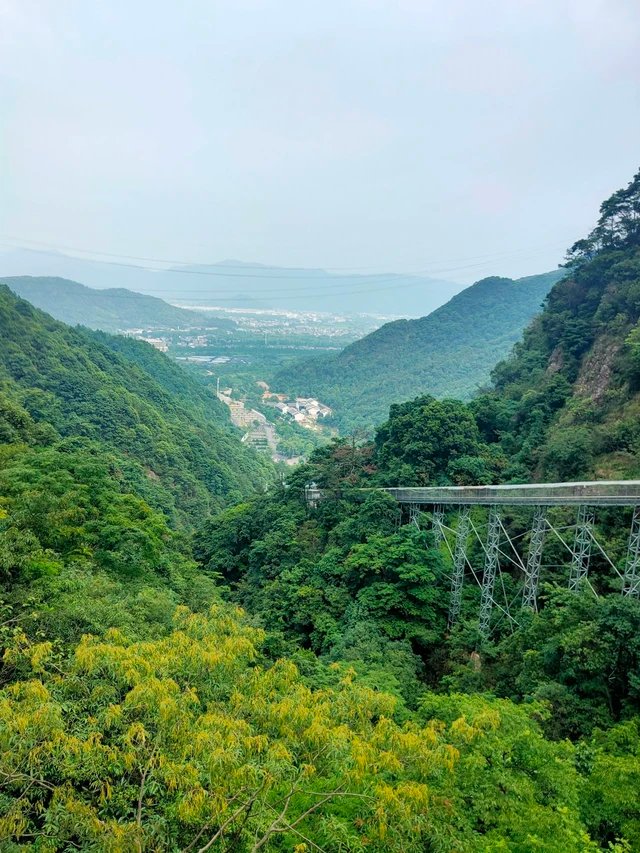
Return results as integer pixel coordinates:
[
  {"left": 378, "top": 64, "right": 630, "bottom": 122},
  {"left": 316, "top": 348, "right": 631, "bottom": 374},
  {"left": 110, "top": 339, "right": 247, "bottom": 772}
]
[{"left": 0, "top": 605, "right": 596, "bottom": 852}]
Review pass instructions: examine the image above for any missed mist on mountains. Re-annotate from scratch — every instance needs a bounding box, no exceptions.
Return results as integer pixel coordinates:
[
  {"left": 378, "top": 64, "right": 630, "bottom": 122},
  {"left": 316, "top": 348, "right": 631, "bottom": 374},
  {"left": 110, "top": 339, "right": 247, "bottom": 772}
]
[{"left": 0, "top": 248, "right": 462, "bottom": 317}]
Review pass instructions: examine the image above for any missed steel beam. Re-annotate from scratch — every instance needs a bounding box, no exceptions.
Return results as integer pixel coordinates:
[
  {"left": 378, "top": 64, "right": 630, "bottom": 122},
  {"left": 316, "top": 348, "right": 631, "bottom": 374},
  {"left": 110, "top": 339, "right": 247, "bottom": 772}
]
[
  {"left": 623, "top": 506, "right": 640, "bottom": 597},
  {"left": 523, "top": 507, "right": 547, "bottom": 610},
  {"left": 448, "top": 506, "right": 471, "bottom": 628},
  {"left": 569, "top": 505, "right": 595, "bottom": 591},
  {"left": 479, "top": 507, "right": 501, "bottom": 637}
]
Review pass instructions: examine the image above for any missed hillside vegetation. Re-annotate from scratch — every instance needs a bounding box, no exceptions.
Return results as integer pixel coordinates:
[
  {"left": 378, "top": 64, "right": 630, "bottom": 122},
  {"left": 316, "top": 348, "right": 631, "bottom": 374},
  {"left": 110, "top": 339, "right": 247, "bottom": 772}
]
[
  {"left": 472, "top": 169, "right": 640, "bottom": 482},
  {"left": 275, "top": 270, "right": 563, "bottom": 430},
  {"left": 2, "top": 173, "right": 640, "bottom": 850},
  {"left": 0, "top": 286, "right": 270, "bottom": 524},
  {"left": 1, "top": 275, "right": 224, "bottom": 332},
  {"left": 193, "top": 170, "right": 640, "bottom": 847},
  {"left": 0, "top": 295, "right": 604, "bottom": 853}
]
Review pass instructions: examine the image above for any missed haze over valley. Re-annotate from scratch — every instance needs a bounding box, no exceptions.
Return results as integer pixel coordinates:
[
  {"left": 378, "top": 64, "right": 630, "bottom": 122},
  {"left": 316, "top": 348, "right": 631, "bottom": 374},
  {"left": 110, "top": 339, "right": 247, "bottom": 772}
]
[{"left": 0, "top": 247, "right": 463, "bottom": 317}]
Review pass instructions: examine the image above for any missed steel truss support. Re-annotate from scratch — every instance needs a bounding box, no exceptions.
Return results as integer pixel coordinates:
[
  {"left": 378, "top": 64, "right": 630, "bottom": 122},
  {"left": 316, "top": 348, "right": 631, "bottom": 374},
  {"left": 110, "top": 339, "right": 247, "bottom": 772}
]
[
  {"left": 408, "top": 503, "right": 420, "bottom": 529},
  {"left": 479, "top": 507, "right": 501, "bottom": 637},
  {"left": 569, "top": 505, "right": 595, "bottom": 591},
  {"left": 523, "top": 507, "right": 547, "bottom": 610},
  {"left": 448, "top": 506, "right": 471, "bottom": 628},
  {"left": 623, "top": 506, "right": 640, "bottom": 597},
  {"left": 431, "top": 505, "right": 445, "bottom": 549}
]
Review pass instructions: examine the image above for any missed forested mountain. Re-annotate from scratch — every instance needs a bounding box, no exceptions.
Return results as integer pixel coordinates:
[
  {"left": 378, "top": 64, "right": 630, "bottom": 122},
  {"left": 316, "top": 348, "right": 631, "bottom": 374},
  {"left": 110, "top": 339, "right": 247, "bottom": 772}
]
[
  {"left": 470, "top": 169, "right": 640, "bottom": 483},
  {"left": 275, "top": 269, "right": 563, "bottom": 430},
  {"left": 0, "top": 250, "right": 463, "bottom": 315},
  {"left": 336, "top": 169, "right": 640, "bottom": 488},
  {"left": 1, "top": 275, "right": 222, "bottom": 332},
  {"left": 0, "top": 286, "right": 270, "bottom": 524},
  {"left": 0, "top": 290, "right": 605, "bottom": 852},
  {"left": 2, "top": 174, "right": 640, "bottom": 851}
]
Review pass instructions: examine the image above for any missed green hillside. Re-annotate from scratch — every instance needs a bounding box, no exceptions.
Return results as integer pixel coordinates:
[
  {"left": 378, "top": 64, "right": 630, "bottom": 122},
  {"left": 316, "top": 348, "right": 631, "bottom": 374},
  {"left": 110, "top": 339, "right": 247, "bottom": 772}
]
[
  {"left": 470, "top": 169, "right": 640, "bottom": 483},
  {"left": 0, "top": 286, "right": 270, "bottom": 524},
  {"left": 0, "top": 283, "right": 272, "bottom": 690},
  {"left": 274, "top": 269, "right": 564, "bottom": 431},
  {"left": 1, "top": 275, "right": 227, "bottom": 332},
  {"left": 346, "top": 170, "right": 640, "bottom": 487},
  {"left": 0, "top": 286, "right": 610, "bottom": 853}
]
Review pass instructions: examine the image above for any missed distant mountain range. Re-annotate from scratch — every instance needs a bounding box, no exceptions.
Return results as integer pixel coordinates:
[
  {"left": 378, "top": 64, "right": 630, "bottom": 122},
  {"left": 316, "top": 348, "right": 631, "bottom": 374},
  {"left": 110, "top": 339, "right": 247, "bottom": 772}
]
[
  {"left": 0, "top": 276, "right": 232, "bottom": 332},
  {"left": 274, "top": 270, "right": 565, "bottom": 430},
  {"left": 0, "top": 249, "right": 463, "bottom": 317}
]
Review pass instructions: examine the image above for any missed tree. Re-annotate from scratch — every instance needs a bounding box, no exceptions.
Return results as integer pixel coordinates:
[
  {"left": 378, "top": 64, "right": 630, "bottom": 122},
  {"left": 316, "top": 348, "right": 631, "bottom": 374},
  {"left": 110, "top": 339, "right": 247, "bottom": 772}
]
[
  {"left": 0, "top": 606, "right": 601, "bottom": 852},
  {"left": 375, "top": 396, "right": 485, "bottom": 485},
  {"left": 566, "top": 169, "right": 640, "bottom": 266}
]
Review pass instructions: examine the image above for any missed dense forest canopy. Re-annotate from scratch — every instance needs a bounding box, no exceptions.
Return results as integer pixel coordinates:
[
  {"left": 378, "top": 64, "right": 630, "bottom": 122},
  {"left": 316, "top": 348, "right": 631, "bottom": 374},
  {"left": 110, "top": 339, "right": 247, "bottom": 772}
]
[{"left": 2, "top": 172, "right": 640, "bottom": 849}]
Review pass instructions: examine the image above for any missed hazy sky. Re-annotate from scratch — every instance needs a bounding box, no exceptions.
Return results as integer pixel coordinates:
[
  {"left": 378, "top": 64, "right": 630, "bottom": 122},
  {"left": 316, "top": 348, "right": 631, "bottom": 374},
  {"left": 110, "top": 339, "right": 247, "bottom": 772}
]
[{"left": 1, "top": 1, "right": 639, "bottom": 283}]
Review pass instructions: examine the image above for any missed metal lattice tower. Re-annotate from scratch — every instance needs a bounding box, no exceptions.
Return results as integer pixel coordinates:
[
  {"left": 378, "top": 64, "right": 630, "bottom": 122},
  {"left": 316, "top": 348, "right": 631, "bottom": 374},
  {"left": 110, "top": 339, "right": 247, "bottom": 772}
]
[
  {"left": 479, "top": 507, "right": 501, "bottom": 637},
  {"left": 408, "top": 503, "right": 420, "bottom": 529},
  {"left": 569, "top": 505, "right": 595, "bottom": 591},
  {"left": 523, "top": 507, "right": 547, "bottom": 610},
  {"left": 448, "top": 506, "right": 471, "bottom": 628},
  {"left": 431, "top": 505, "right": 445, "bottom": 549},
  {"left": 623, "top": 506, "right": 640, "bottom": 597}
]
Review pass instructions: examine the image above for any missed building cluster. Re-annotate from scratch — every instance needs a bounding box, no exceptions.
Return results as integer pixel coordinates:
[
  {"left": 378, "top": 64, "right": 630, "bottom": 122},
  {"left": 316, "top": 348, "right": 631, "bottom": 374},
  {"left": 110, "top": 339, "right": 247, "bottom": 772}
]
[
  {"left": 259, "top": 385, "right": 332, "bottom": 428},
  {"left": 176, "top": 334, "right": 210, "bottom": 348},
  {"left": 139, "top": 337, "right": 169, "bottom": 352},
  {"left": 270, "top": 398, "right": 331, "bottom": 425}
]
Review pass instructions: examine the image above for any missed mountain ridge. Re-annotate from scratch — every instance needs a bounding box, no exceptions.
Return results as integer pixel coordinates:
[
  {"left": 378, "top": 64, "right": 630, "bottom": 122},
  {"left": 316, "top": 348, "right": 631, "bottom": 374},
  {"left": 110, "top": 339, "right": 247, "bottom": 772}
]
[
  {"left": 472, "top": 170, "right": 640, "bottom": 482},
  {"left": 1, "top": 275, "right": 228, "bottom": 332},
  {"left": 0, "top": 248, "right": 464, "bottom": 315},
  {"left": 274, "top": 269, "right": 564, "bottom": 430}
]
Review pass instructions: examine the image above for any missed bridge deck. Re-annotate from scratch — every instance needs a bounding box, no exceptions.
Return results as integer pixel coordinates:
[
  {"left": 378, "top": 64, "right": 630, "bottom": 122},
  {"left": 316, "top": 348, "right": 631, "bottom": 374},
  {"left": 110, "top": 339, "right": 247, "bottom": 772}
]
[
  {"left": 305, "top": 481, "right": 640, "bottom": 507},
  {"left": 385, "top": 481, "right": 640, "bottom": 506}
]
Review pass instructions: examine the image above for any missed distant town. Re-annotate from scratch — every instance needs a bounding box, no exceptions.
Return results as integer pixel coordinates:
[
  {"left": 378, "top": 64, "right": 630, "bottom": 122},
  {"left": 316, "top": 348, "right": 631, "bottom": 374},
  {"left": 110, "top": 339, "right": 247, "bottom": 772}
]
[
  {"left": 216, "top": 382, "right": 333, "bottom": 464},
  {"left": 123, "top": 305, "right": 392, "bottom": 353},
  {"left": 119, "top": 306, "right": 364, "bottom": 466}
]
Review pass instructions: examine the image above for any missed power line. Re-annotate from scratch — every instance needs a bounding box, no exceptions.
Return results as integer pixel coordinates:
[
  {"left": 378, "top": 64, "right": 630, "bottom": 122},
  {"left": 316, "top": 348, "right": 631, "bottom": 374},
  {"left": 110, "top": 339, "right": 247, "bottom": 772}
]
[
  {"left": 0, "top": 235, "right": 566, "bottom": 286},
  {"left": 0, "top": 242, "right": 564, "bottom": 298}
]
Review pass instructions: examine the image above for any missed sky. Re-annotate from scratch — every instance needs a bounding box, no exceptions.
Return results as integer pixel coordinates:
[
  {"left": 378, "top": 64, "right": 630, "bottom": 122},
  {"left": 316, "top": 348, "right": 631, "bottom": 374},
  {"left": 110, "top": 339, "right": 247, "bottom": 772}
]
[{"left": 1, "top": 0, "right": 639, "bottom": 284}]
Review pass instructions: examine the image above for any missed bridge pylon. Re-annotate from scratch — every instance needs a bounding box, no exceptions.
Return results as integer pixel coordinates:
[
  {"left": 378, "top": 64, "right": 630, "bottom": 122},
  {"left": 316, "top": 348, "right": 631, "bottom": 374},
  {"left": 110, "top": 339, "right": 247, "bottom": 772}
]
[
  {"left": 479, "top": 507, "right": 501, "bottom": 637},
  {"left": 408, "top": 503, "right": 420, "bottom": 529},
  {"left": 569, "top": 506, "right": 595, "bottom": 591},
  {"left": 523, "top": 507, "right": 547, "bottom": 610},
  {"left": 623, "top": 506, "right": 640, "bottom": 597},
  {"left": 447, "top": 506, "right": 470, "bottom": 628},
  {"left": 431, "top": 505, "right": 445, "bottom": 549}
]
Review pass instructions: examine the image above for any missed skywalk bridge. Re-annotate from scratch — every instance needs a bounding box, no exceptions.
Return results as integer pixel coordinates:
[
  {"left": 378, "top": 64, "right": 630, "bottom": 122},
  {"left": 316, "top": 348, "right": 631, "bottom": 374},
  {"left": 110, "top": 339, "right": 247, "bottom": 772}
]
[{"left": 304, "top": 481, "right": 640, "bottom": 636}]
